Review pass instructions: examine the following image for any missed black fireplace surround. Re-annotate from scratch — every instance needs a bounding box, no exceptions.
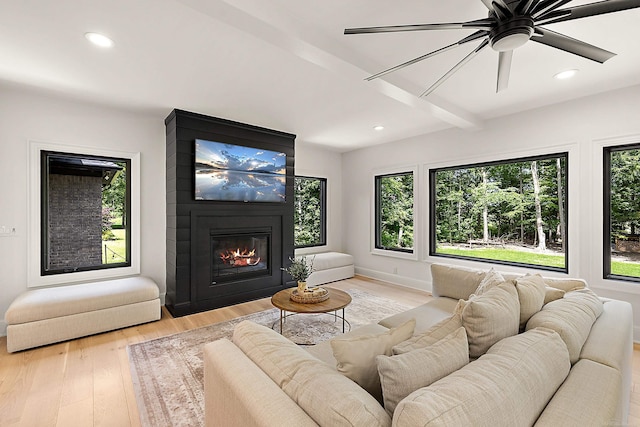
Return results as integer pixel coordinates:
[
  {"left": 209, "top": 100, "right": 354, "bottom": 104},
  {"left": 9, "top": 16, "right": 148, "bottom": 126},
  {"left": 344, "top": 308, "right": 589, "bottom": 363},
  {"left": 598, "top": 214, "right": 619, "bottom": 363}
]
[{"left": 165, "top": 109, "right": 295, "bottom": 316}]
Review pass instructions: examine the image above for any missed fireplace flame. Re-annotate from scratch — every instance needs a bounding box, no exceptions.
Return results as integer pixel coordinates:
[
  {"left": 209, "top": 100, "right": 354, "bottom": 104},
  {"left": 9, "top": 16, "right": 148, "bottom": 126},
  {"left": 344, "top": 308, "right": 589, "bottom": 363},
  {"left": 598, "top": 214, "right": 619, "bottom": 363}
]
[{"left": 220, "top": 247, "right": 261, "bottom": 266}]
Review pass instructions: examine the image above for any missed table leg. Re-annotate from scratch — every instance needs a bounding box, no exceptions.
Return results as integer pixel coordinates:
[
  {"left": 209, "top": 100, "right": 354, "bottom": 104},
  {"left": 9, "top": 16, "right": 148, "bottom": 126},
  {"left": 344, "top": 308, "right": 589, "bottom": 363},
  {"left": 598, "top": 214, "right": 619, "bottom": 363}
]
[
  {"left": 342, "top": 308, "right": 345, "bottom": 333},
  {"left": 279, "top": 310, "right": 283, "bottom": 334}
]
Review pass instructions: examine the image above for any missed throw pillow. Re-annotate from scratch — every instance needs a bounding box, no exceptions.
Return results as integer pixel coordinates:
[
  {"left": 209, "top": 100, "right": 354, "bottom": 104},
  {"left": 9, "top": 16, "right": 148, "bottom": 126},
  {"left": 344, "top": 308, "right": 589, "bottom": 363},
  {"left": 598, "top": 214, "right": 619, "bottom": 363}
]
[
  {"left": 526, "top": 288, "right": 603, "bottom": 364},
  {"left": 377, "top": 327, "right": 469, "bottom": 415},
  {"left": 430, "top": 263, "right": 485, "bottom": 300},
  {"left": 331, "top": 318, "right": 416, "bottom": 402},
  {"left": 514, "top": 273, "right": 547, "bottom": 329},
  {"left": 461, "top": 281, "right": 520, "bottom": 358},
  {"left": 544, "top": 286, "right": 565, "bottom": 304},
  {"left": 392, "top": 311, "right": 463, "bottom": 355},
  {"left": 475, "top": 268, "right": 505, "bottom": 295}
]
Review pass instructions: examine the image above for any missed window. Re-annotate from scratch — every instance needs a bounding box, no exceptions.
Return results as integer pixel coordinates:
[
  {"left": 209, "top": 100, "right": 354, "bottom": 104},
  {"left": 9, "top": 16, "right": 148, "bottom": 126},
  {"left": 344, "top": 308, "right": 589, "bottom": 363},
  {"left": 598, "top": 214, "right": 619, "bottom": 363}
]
[
  {"left": 41, "top": 151, "right": 131, "bottom": 275},
  {"left": 604, "top": 144, "right": 640, "bottom": 281},
  {"left": 375, "top": 172, "right": 414, "bottom": 253},
  {"left": 430, "top": 153, "right": 568, "bottom": 272},
  {"left": 294, "top": 176, "right": 326, "bottom": 248}
]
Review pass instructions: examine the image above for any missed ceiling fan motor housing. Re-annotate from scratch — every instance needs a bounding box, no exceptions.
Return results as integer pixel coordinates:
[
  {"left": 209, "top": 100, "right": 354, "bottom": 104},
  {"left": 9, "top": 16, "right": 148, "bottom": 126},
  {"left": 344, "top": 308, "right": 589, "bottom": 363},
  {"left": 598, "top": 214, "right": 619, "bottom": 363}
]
[{"left": 490, "top": 17, "right": 535, "bottom": 51}]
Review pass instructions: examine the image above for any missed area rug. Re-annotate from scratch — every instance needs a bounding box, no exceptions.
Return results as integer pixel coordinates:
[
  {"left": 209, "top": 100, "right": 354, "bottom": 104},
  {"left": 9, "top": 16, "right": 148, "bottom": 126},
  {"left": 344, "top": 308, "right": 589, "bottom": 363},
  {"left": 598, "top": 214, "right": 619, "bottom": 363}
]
[{"left": 127, "top": 289, "right": 411, "bottom": 427}]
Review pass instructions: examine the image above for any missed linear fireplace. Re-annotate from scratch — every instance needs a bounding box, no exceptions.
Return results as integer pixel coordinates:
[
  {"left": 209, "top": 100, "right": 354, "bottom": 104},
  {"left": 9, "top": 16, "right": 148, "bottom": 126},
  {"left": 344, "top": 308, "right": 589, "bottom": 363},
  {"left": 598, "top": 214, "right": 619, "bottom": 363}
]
[
  {"left": 165, "top": 109, "right": 295, "bottom": 316},
  {"left": 211, "top": 230, "right": 270, "bottom": 281}
]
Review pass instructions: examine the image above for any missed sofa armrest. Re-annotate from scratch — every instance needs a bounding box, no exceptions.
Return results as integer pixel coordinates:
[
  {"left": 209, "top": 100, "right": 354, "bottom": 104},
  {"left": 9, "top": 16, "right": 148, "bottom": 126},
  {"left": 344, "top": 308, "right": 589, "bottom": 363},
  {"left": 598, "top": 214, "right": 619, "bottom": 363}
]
[
  {"left": 534, "top": 359, "right": 621, "bottom": 427},
  {"left": 579, "top": 299, "right": 633, "bottom": 424},
  {"left": 204, "top": 339, "right": 318, "bottom": 427}
]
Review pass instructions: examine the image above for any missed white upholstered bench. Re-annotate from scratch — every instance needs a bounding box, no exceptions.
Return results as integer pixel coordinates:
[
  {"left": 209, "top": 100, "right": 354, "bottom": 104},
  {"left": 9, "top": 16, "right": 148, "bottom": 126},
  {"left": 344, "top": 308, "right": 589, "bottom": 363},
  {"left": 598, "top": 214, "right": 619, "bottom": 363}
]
[
  {"left": 302, "top": 252, "right": 355, "bottom": 286},
  {"left": 5, "top": 276, "right": 161, "bottom": 353}
]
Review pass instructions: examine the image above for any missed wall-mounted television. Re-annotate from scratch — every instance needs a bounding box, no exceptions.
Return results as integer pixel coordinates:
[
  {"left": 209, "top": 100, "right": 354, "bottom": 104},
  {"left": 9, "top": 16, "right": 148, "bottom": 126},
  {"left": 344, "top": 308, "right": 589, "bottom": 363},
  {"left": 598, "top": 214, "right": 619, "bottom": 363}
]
[{"left": 194, "top": 139, "right": 287, "bottom": 202}]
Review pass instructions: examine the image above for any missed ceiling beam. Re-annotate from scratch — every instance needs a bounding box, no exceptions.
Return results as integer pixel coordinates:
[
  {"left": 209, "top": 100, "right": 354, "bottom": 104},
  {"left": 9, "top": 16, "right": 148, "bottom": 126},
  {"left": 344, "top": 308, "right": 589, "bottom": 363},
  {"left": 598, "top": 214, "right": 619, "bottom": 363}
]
[{"left": 176, "top": 0, "right": 484, "bottom": 131}]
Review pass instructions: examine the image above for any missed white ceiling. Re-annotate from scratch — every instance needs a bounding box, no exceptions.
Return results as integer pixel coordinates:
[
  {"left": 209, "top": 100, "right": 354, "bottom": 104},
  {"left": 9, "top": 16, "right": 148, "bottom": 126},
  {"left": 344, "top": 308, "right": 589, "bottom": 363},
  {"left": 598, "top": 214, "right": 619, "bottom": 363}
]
[{"left": 2, "top": 0, "right": 640, "bottom": 152}]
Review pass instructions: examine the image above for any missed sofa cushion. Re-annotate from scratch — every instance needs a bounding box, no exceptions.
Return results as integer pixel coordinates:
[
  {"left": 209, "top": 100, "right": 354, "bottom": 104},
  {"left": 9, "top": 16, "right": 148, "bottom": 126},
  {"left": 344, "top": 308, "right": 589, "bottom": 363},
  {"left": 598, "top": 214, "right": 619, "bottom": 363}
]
[
  {"left": 377, "top": 327, "right": 469, "bottom": 415},
  {"left": 515, "top": 274, "right": 547, "bottom": 328},
  {"left": 4, "top": 276, "right": 159, "bottom": 324},
  {"left": 430, "top": 263, "right": 486, "bottom": 300},
  {"left": 232, "top": 320, "right": 391, "bottom": 427},
  {"left": 305, "top": 252, "right": 354, "bottom": 270},
  {"left": 542, "top": 277, "right": 586, "bottom": 292},
  {"left": 393, "top": 328, "right": 570, "bottom": 427},
  {"left": 544, "top": 286, "right": 565, "bottom": 304},
  {"left": 526, "top": 288, "right": 603, "bottom": 364},
  {"left": 534, "top": 359, "right": 621, "bottom": 427},
  {"left": 331, "top": 319, "right": 415, "bottom": 402},
  {"left": 475, "top": 268, "right": 505, "bottom": 295},
  {"left": 306, "top": 323, "right": 390, "bottom": 367},
  {"left": 461, "top": 281, "right": 520, "bottom": 358},
  {"left": 392, "top": 311, "right": 463, "bottom": 355},
  {"left": 378, "top": 297, "right": 458, "bottom": 335}
]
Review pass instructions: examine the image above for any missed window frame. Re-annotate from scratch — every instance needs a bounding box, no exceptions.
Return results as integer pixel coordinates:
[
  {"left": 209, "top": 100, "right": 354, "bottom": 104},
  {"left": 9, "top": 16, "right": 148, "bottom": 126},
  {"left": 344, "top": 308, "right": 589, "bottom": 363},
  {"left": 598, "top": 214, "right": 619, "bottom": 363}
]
[
  {"left": 603, "top": 142, "right": 640, "bottom": 283},
  {"left": 293, "top": 175, "right": 327, "bottom": 249},
  {"left": 372, "top": 168, "right": 418, "bottom": 259},
  {"left": 429, "top": 152, "right": 569, "bottom": 273},
  {"left": 40, "top": 150, "right": 132, "bottom": 276},
  {"left": 28, "top": 141, "right": 140, "bottom": 287}
]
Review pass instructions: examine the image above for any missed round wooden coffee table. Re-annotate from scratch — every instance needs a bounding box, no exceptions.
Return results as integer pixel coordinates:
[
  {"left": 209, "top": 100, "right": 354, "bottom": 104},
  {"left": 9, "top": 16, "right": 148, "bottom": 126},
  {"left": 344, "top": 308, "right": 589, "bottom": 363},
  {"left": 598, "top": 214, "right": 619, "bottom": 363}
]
[{"left": 271, "top": 287, "right": 352, "bottom": 338}]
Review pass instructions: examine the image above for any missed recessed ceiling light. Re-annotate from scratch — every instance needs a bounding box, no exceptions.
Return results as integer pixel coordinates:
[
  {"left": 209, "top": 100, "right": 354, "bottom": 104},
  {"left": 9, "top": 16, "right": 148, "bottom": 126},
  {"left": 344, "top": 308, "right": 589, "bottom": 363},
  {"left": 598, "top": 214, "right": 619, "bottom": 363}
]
[
  {"left": 554, "top": 69, "right": 578, "bottom": 80},
  {"left": 373, "top": 125, "right": 385, "bottom": 131},
  {"left": 85, "top": 32, "right": 114, "bottom": 48}
]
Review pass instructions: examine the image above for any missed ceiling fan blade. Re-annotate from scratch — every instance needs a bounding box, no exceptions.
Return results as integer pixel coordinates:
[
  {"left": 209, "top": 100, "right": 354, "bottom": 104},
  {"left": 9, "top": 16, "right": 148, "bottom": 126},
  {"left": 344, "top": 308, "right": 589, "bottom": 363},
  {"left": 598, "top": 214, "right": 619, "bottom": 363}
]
[
  {"left": 492, "top": 0, "right": 513, "bottom": 19},
  {"left": 481, "top": 0, "right": 496, "bottom": 11},
  {"left": 532, "top": 27, "right": 616, "bottom": 63},
  {"left": 420, "top": 39, "right": 490, "bottom": 97},
  {"left": 344, "top": 18, "right": 494, "bottom": 34},
  {"left": 535, "top": 9, "right": 572, "bottom": 24},
  {"left": 497, "top": 50, "right": 513, "bottom": 92},
  {"left": 517, "top": 0, "right": 542, "bottom": 14},
  {"left": 531, "top": 0, "right": 572, "bottom": 18},
  {"left": 366, "top": 31, "right": 488, "bottom": 81},
  {"left": 540, "top": 0, "right": 640, "bottom": 25}
]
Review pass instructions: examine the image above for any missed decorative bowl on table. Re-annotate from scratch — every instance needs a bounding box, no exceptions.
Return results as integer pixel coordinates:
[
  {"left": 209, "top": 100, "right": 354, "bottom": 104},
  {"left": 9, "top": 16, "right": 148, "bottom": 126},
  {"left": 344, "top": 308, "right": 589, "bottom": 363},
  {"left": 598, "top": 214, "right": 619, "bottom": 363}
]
[{"left": 290, "top": 286, "right": 329, "bottom": 303}]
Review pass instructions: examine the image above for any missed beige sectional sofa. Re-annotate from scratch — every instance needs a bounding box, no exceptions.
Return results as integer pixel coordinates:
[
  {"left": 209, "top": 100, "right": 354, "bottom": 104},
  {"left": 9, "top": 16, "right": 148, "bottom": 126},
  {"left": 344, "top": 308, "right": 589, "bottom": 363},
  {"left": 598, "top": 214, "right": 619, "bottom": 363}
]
[{"left": 203, "top": 263, "right": 633, "bottom": 426}]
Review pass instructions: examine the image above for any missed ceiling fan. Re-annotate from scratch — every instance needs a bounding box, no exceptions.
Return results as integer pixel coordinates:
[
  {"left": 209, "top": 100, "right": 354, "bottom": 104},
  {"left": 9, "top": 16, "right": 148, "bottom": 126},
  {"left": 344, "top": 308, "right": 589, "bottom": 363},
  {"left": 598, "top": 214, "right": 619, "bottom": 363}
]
[{"left": 345, "top": 0, "right": 640, "bottom": 96}]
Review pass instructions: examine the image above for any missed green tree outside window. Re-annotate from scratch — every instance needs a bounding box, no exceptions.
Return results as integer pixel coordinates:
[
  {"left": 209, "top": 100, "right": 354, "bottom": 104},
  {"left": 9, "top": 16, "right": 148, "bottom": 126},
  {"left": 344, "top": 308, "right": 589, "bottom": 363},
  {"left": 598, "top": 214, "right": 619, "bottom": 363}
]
[
  {"left": 376, "top": 173, "right": 414, "bottom": 252},
  {"left": 430, "top": 154, "right": 567, "bottom": 271},
  {"left": 294, "top": 176, "right": 326, "bottom": 248},
  {"left": 605, "top": 145, "right": 640, "bottom": 280}
]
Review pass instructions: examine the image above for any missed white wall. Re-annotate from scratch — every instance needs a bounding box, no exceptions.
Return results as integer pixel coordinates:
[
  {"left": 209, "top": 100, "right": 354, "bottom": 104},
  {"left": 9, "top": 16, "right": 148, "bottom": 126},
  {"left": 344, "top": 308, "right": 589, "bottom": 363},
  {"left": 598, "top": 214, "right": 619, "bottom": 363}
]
[
  {"left": 342, "top": 84, "right": 640, "bottom": 340},
  {"left": 294, "top": 143, "right": 343, "bottom": 255},
  {"left": 4, "top": 81, "right": 637, "bottom": 337},
  {"left": 0, "top": 86, "right": 166, "bottom": 336},
  {"left": 0, "top": 86, "right": 343, "bottom": 337}
]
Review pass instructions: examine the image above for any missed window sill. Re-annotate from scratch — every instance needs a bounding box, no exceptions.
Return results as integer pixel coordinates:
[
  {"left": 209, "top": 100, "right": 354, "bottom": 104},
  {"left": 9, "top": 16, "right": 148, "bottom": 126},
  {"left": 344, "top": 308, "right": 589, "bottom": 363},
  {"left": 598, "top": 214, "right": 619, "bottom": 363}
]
[
  {"left": 371, "top": 248, "right": 417, "bottom": 261},
  {"left": 28, "top": 264, "right": 140, "bottom": 288}
]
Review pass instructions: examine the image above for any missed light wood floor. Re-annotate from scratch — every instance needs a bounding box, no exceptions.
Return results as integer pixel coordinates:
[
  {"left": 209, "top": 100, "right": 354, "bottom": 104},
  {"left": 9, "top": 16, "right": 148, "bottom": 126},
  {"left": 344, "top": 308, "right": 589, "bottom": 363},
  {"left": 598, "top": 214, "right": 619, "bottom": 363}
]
[{"left": 1, "top": 275, "right": 639, "bottom": 426}]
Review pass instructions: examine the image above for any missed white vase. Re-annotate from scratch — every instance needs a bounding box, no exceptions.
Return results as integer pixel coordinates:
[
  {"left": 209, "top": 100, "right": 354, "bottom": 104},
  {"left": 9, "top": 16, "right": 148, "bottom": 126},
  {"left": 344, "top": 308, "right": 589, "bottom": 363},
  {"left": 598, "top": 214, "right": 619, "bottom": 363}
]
[{"left": 297, "top": 281, "right": 307, "bottom": 292}]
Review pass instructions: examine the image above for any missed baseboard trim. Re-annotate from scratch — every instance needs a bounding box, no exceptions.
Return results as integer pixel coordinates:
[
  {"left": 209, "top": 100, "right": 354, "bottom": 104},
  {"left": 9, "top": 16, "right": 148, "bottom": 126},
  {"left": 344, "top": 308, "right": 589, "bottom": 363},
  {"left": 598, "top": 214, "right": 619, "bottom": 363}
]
[
  {"left": 0, "top": 320, "right": 6, "bottom": 338},
  {"left": 355, "top": 266, "right": 431, "bottom": 292}
]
